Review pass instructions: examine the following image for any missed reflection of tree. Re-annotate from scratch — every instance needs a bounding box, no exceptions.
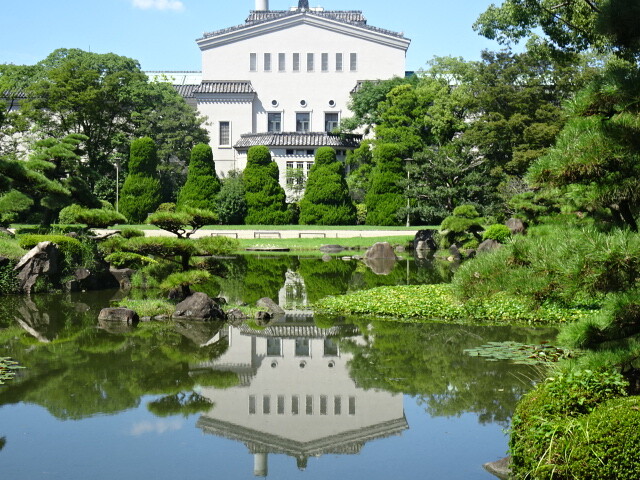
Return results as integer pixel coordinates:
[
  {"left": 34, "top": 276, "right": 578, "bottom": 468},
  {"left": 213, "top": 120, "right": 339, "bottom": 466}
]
[
  {"left": 147, "top": 393, "right": 212, "bottom": 417},
  {"left": 0, "top": 436, "right": 5, "bottom": 452},
  {"left": 343, "top": 320, "right": 556, "bottom": 425},
  {"left": 220, "top": 256, "right": 298, "bottom": 305},
  {"left": 0, "top": 296, "right": 232, "bottom": 420},
  {"left": 298, "top": 259, "right": 356, "bottom": 303}
]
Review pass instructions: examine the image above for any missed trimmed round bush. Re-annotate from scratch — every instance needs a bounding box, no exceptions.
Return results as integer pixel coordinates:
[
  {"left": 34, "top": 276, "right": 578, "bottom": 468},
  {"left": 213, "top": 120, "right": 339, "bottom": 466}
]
[
  {"left": 128, "top": 137, "right": 158, "bottom": 175},
  {"left": 482, "top": 224, "right": 512, "bottom": 243},
  {"left": 299, "top": 147, "right": 356, "bottom": 225},
  {"left": 177, "top": 143, "right": 221, "bottom": 210},
  {"left": 58, "top": 204, "right": 126, "bottom": 228}
]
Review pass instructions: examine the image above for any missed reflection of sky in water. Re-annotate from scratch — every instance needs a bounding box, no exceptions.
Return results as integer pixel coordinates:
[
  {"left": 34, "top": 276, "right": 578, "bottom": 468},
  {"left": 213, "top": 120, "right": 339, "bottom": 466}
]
[{"left": 0, "top": 395, "right": 502, "bottom": 480}]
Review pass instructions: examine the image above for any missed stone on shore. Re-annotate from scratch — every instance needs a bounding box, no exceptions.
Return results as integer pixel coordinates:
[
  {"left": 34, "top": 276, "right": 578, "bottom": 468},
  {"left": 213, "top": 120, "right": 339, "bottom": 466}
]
[{"left": 173, "top": 292, "right": 226, "bottom": 321}]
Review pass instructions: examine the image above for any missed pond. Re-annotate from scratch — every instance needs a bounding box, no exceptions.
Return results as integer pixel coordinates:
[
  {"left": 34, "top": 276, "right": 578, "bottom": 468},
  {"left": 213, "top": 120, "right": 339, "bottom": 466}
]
[{"left": 0, "top": 254, "right": 555, "bottom": 479}]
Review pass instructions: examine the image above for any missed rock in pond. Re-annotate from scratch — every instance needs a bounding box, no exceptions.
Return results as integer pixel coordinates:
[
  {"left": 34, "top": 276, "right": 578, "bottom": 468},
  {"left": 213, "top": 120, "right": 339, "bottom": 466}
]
[
  {"left": 173, "top": 292, "right": 226, "bottom": 321},
  {"left": 256, "top": 297, "right": 285, "bottom": 315},
  {"left": 483, "top": 456, "right": 511, "bottom": 480},
  {"left": 14, "top": 241, "right": 60, "bottom": 294},
  {"left": 364, "top": 242, "right": 400, "bottom": 260},
  {"left": 98, "top": 308, "right": 140, "bottom": 326}
]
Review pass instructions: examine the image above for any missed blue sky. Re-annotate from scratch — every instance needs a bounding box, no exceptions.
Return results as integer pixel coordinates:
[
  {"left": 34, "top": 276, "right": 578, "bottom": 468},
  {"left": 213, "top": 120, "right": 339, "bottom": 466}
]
[{"left": 1, "top": 0, "right": 507, "bottom": 72}]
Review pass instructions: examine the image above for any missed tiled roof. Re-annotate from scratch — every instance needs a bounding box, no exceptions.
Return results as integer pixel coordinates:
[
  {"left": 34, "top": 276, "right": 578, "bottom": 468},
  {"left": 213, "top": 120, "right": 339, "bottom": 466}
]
[
  {"left": 172, "top": 84, "right": 199, "bottom": 98},
  {"left": 235, "top": 132, "right": 362, "bottom": 149},
  {"left": 200, "top": 10, "right": 405, "bottom": 40},
  {"left": 1, "top": 90, "right": 27, "bottom": 99},
  {"left": 194, "top": 81, "right": 255, "bottom": 94}
]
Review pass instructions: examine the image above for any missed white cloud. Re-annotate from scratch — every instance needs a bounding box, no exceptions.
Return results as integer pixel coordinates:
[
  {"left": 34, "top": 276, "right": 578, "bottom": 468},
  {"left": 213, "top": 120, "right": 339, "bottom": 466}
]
[
  {"left": 132, "top": 0, "right": 185, "bottom": 12},
  {"left": 130, "top": 419, "right": 184, "bottom": 436}
]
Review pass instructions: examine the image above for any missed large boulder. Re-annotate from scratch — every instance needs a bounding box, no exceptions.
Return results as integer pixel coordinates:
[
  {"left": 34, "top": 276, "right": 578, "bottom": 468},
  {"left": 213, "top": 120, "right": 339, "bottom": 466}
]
[
  {"left": 483, "top": 456, "right": 511, "bottom": 480},
  {"left": 256, "top": 297, "right": 285, "bottom": 315},
  {"left": 109, "top": 268, "right": 135, "bottom": 290},
  {"left": 98, "top": 307, "right": 139, "bottom": 325},
  {"left": 413, "top": 229, "right": 438, "bottom": 250},
  {"left": 477, "top": 239, "right": 502, "bottom": 254},
  {"left": 173, "top": 292, "right": 226, "bottom": 321},
  {"left": 364, "top": 242, "right": 399, "bottom": 260},
  {"left": 505, "top": 217, "right": 526, "bottom": 235},
  {"left": 14, "top": 241, "right": 60, "bottom": 294}
]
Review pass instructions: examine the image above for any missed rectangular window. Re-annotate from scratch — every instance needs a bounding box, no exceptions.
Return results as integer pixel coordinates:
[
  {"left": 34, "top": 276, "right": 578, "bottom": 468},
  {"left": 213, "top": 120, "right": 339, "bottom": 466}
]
[
  {"left": 305, "top": 395, "right": 313, "bottom": 415},
  {"left": 250, "top": 53, "right": 257, "bottom": 71},
  {"left": 264, "top": 53, "right": 271, "bottom": 71},
  {"left": 307, "top": 53, "right": 314, "bottom": 71},
  {"left": 324, "top": 338, "right": 338, "bottom": 356},
  {"left": 336, "top": 53, "right": 343, "bottom": 71},
  {"left": 325, "top": 113, "right": 339, "bottom": 133},
  {"left": 321, "top": 53, "right": 329, "bottom": 71},
  {"left": 348, "top": 396, "right": 356, "bottom": 415},
  {"left": 320, "top": 395, "right": 328, "bottom": 415},
  {"left": 267, "top": 112, "right": 281, "bottom": 133},
  {"left": 292, "top": 395, "right": 299, "bottom": 415},
  {"left": 293, "top": 53, "right": 300, "bottom": 72},
  {"left": 286, "top": 161, "right": 295, "bottom": 184},
  {"left": 219, "top": 121, "right": 230, "bottom": 146},
  {"left": 277, "top": 395, "right": 285, "bottom": 415},
  {"left": 350, "top": 52, "right": 357, "bottom": 71},
  {"left": 278, "top": 53, "right": 286, "bottom": 71},
  {"left": 263, "top": 395, "right": 271, "bottom": 414},
  {"left": 296, "top": 113, "right": 310, "bottom": 133},
  {"left": 334, "top": 396, "right": 342, "bottom": 415},
  {"left": 267, "top": 337, "right": 281, "bottom": 356},
  {"left": 249, "top": 395, "right": 256, "bottom": 414},
  {"left": 295, "top": 337, "right": 310, "bottom": 356}
]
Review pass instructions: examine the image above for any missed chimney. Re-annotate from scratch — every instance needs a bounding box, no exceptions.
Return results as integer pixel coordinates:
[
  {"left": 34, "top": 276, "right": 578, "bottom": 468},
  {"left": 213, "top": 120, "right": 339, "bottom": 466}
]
[{"left": 255, "top": 0, "right": 269, "bottom": 10}]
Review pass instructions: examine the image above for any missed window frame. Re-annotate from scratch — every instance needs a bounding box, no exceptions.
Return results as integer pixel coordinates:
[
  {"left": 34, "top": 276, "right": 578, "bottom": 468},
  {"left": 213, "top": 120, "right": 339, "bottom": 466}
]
[
  {"left": 296, "top": 112, "right": 311, "bottom": 133},
  {"left": 219, "top": 121, "right": 231, "bottom": 147}
]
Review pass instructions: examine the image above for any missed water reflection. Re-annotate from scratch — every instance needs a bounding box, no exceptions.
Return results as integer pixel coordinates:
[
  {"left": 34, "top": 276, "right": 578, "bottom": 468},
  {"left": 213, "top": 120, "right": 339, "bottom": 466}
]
[{"left": 194, "top": 319, "right": 407, "bottom": 476}]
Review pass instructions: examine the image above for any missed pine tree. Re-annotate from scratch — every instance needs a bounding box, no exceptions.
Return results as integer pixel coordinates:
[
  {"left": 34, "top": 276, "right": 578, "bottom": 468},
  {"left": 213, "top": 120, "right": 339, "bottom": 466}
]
[
  {"left": 177, "top": 143, "right": 221, "bottom": 210},
  {"left": 120, "top": 137, "right": 162, "bottom": 223},
  {"left": 299, "top": 147, "right": 356, "bottom": 225}
]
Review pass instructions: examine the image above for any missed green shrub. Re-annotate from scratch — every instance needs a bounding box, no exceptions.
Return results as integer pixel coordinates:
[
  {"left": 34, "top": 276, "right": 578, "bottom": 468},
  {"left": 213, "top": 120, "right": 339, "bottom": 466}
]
[
  {"left": 0, "top": 237, "right": 26, "bottom": 261},
  {"left": 58, "top": 204, "right": 126, "bottom": 227},
  {"left": 0, "top": 260, "right": 19, "bottom": 294},
  {"left": 243, "top": 146, "right": 290, "bottom": 225},
  {"left": 128, "top": 137, "right": 158, "bottom": 175},
  {"left": 553, "top": 396, "right": 640, "bottom": 480},
  {"left": 104, "top": 251, "right": 156, "bottom": 269},
  {"left": 439, "top": 204, "right": 484, "bottom": 248},
  {"left": 509, "top": 369, "right": 629, "bottom": 479},
  {"left": 120, "top": 138, "right": 162, "bottom": 223},
  {"left": 18, "top": 234, "right": 85, "bottom": 260},
  {"left": 216, "top": 170, "right": 247, "bottom": 225},
  {"left": 119, "top": 174, "right": 162, "bottom": 224},
  {"left": 159, "top": 270, "right": 211, "bottom": 296},
  {"left": 299, "top": 147, "right": 356, "bottom": 225},
  {"left": 194, "top": 236, "right": 239, "bottom": 255},
  {"left": 177, "top": 143, "right": 221, "bottom": 210},
  {"left": 482, "top": 224, "right": 512, "bottom": 243},
  {"left": 118, "top": 228, "right": 145, "bottom": 239},
  {"left": 365, "top": 143, "right": 405, "bottom": 226}
]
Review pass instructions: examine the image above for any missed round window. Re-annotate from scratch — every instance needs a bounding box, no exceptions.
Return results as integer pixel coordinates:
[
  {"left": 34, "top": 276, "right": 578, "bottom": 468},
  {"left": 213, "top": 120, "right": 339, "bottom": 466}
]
[{"left": 300, "top": 99, "right": 307, "bottom": 107}]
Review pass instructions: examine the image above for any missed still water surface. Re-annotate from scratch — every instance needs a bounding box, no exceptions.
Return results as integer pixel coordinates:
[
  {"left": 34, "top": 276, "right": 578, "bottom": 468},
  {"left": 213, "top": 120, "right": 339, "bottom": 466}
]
[{"left": 0, "top": 255, "right": 554, "bottom": 479}]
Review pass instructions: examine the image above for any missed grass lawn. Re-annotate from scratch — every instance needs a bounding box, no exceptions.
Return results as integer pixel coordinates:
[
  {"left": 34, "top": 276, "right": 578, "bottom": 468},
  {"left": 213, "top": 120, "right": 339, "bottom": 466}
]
[{"left": 237, "top": 235, "right": 415, "bottom": 251}]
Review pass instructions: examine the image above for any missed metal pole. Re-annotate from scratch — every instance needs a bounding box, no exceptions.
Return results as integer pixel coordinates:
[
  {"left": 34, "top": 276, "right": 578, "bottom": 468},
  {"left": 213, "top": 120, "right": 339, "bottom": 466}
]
[
  {"left": 404, "top": 158, "right": 412, "bottom": 227},
  {"left": 115, "top": 158, "right": 120, "bottom": 213}
]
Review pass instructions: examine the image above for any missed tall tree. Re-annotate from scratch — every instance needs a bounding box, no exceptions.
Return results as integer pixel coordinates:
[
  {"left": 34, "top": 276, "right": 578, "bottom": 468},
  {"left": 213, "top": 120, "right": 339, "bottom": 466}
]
[
  {"left": 177, "top": 143, "right": 221, "bottom": 210},
  {"left": 299, "top": 147, "right": 356, "bottom": 225},
  {"left": 119, "top": 137, "right": 162, "bottom": 223},
  {"left": 243, "top": 146, "right": 290, "bottom": 225}
]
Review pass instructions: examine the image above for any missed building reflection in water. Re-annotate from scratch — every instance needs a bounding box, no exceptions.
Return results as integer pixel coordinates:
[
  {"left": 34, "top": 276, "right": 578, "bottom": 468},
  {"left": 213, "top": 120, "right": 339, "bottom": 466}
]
[{"left": 195, "top": 271, "right": 407, "bottom": 476}]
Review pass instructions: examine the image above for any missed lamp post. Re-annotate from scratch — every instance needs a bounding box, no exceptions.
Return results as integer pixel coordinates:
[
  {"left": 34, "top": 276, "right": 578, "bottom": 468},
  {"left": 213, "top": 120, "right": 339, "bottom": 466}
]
[
  {"left": 112, "top": 155, "right": 121, "bottom": 213},
  {"left": 404, "top": 157, "right": 413, "bottom": 227}
]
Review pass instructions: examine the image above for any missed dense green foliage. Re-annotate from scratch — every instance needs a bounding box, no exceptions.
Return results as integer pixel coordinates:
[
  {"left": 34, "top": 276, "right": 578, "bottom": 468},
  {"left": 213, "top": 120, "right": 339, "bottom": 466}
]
[
  {"left": 216, "top": 170, "right": 247, "bottom": 225},
  {"left": 177, "top": 143, "right": 221, "bottom": 210},
  {"left": 439, "top": 204, "right": 484, "bottom": 248},
  {"left": 482, "top": 224, "right": 512, "bottom": 243},
  {"left": 365, "top": 144, "right": 405, "bottom": 226},
  {"left": 119, "top": 138, "right": 162, "bottom": 223},
  {"left": 146, "top": 206, "right": 217, "bottom": 239},
  {"left": 299, "top": 147, "right": 356, "bottom": 225},
  {"left": 243, "top": 146, "right": 290, "bottom": 225},
  {"left": 58, "top": 204, "right": 126, "bottom": 227},
  {"left": 509, "top": 370, "right": 632, "bottom": 479}
]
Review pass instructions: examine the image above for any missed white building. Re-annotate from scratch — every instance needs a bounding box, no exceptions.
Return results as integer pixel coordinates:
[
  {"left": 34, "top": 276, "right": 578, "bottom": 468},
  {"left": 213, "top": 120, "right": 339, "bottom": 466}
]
[{"left": 184, "top": 0, "right": 411, "bottom": 193}]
